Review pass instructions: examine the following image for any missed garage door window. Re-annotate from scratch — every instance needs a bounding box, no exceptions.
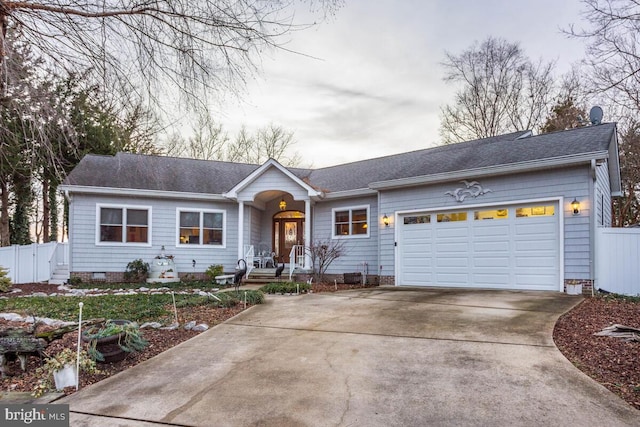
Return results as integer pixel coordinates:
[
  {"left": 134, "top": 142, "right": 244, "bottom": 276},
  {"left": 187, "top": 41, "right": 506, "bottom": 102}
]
[
  {"left": 404, "top": 215, "right": 431, "bottom": 224},
  {"left": 474, "top": 209, "right": 508, "bottom": 220},
  {"left": 516, "top": 205, "right": 555, "bottom": 218},
  {"left": 437, "top": 212, "right": 467, "bottom": 222}
]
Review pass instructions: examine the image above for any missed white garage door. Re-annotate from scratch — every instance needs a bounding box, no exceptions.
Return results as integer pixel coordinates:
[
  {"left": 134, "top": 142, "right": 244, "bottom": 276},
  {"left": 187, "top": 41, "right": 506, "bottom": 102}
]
[{"left": 397, "top": 202, "right": 559, "bottom": 291}]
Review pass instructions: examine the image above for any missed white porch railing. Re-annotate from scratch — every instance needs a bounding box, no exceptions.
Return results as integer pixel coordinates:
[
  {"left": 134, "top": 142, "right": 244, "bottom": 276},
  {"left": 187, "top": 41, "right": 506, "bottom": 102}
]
[
  {"left": 289, "top": 245, "right": 306, "bottom": 281},
  {"left": 243, "top": 245, "right": 254, "bottom": 277}
]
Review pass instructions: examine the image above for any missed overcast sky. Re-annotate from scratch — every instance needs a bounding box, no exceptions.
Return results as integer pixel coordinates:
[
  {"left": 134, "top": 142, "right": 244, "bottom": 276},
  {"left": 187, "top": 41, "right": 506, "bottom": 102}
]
[{"left": 211, "top": 0, "right": 590, "bottom": 168}]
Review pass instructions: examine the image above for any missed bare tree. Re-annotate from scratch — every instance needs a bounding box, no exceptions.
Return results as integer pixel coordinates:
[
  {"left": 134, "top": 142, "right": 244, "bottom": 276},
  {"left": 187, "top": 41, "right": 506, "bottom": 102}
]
[
  {"left": 568, "top": 1, "right": 640, "bottom": 226},
  {"left": 569, "top": 0, "right": 640, "bottom": 112},
  {"left": 439, "top": 37, "right": 556, "bottom": 144},
  {"left": 0, "top": 1, "right": 343, "bottom": 111},
  {"left": 612, "top": 122, "right": 640, "bottom": 226},
  {"left": 164, "top": 115, "right": 229, "bottom": 160},
  {"left": 225, "top": 123, "right": 301, "bottom": 166},
  {"left": 306, "top": 237, "right": 346, "bottom": 283},
  {"left": 541, "top": 70, "right": 591, "bottom": 133}
]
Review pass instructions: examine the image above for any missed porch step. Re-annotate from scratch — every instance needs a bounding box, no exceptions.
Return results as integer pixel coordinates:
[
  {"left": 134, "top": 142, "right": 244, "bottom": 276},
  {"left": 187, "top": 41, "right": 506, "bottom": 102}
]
[
  {"left": 48, "top": 265, "right": 70, "bottom": 285},
  {"left": 245, "top": 268, "right": 290, "bottom": 285}
]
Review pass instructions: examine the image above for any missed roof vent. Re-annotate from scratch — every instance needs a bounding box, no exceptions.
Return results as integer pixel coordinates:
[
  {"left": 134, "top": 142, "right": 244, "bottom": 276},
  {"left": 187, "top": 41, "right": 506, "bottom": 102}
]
[{"left": 589, "top": 106, "right": 603, "bottom": 125}]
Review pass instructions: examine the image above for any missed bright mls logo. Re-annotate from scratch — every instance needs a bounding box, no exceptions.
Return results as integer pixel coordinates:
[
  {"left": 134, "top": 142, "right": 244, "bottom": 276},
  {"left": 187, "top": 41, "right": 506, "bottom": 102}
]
[{"left": 1, "top": 404, "right": 68, "bottom": 426}]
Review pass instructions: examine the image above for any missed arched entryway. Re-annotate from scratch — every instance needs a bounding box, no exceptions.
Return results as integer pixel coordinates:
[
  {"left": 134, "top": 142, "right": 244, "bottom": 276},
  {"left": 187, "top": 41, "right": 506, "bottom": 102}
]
[{"left": 273, "top": 210, "right": 305, "bottom": 263}]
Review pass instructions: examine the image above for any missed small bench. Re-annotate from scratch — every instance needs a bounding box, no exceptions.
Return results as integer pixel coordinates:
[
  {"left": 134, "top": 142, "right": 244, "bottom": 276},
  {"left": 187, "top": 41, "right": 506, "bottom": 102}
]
[
  {"left": 0, "top": 330, "right": 47, "bottom": 378},
  {"left": 214, "top": 274, "right": 235, "bottom": 285}
]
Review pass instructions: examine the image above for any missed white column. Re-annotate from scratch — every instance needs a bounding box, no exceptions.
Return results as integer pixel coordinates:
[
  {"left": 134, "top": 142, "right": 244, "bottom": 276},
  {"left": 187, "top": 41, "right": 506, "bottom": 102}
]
[
  {"left": 237, "top": 201, "right": 244, "bottom": 261},
  {"left": 304, "top": 199, "right": 312, "bottom": 269}
]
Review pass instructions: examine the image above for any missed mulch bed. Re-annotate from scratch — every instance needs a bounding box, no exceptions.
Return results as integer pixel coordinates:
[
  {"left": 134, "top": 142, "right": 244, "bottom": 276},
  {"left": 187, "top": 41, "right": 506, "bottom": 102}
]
[{"left": 553, "top": 297, "right": 640, "bottom": 410}]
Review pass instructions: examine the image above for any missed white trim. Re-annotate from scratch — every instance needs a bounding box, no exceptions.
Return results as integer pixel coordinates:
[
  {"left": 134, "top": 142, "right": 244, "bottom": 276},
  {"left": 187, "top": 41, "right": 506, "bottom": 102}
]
[
  {"left": 175, "top": 207, "right": 226, "bottom": 248},
  {"left": 332, "top": 204, "right": 371, "bottom": 239},
  {"left": 95, "top": 203, "right": 152, "bottom": 247},
  {"left": 393, "top": 197, "right": 564, "bottom": 292},
  {"left": 370, "top": 152, "right": 609, "bottom": 190},
  {"left": 60, "top": 185, "right": 228, "bottom": 201},
  {"left": 323, "top": 188, "right": 378, "bottom": 199},
  {"left": 223, "top": 159, "right": 323, "bottom": 200}
]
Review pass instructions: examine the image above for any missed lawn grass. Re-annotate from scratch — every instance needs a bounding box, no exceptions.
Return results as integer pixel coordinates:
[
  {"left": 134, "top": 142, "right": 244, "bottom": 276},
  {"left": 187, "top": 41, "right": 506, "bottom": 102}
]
[
  {"left": 72, "top": 280, "right": 219, "bottom": 291},
  {"left": 0, "top": 290, "right": 264, "bottom": 323}
]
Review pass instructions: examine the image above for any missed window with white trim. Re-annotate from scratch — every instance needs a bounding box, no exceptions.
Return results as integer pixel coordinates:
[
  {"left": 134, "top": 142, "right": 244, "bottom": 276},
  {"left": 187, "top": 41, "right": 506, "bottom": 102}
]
[
  {"left": 178, "top": 209, "right": 224, "bottom": 245},
  {"left": 98, "top": 206, "right": 150, "bottom": 244},
  {"left": 333, "top": 206, "right": 369, "bottom": 237}
]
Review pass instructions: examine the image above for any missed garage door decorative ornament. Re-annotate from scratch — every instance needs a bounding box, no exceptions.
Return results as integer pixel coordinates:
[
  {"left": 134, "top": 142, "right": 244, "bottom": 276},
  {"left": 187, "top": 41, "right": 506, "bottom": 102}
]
[{"left": 445, "top": 180, "right": 493, "bottom": 202}]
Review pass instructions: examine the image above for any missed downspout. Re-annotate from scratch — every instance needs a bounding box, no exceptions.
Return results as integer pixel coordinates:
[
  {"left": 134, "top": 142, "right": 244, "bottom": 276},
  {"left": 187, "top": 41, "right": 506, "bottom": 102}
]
[{"left": 590, "top": 159, "right": 596, "bottom": 297}]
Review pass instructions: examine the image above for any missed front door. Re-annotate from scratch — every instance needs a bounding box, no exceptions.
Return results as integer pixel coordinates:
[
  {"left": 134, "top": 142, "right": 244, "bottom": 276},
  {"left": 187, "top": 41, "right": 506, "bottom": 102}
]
[{"left": 273, "top": 211, "right": 305, "bottom": 263}]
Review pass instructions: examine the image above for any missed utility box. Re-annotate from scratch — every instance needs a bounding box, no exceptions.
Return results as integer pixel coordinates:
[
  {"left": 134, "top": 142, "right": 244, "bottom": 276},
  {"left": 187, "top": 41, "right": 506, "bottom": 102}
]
[{"left": 343, "top": 272, "right": 362, "bottom": 284}]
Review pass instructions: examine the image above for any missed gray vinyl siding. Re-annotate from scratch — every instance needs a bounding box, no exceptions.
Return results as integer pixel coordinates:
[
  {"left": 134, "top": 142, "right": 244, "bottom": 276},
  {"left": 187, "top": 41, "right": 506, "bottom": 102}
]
[
  {"left": 69, "top": 194, "right": 240, "bottom": 274},
  {"left": 312, "top": 195, "right": 379, "bottom": 275},
  {"left": 379, "top": 166, "right": 594, "bottom": 282},
  {"left": 249, "top": 206, "right": 263, "bottom": 248},
  {"left": 237, "top": 167, "right": 308, "bottom": 202}
]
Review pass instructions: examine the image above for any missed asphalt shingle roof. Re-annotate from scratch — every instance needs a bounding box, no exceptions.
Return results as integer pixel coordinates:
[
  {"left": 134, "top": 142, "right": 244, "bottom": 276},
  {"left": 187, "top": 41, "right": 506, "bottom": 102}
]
[{"left": 63, "top": 123, "right": 616, "bottom": 194}]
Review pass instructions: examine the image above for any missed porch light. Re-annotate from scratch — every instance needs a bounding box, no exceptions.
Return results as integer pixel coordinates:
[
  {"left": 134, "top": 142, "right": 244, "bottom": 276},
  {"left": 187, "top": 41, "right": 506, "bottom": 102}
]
[
  {"left": 571, "top": 198, "right": 580, "bottom": 215},
  {"left": 279, "top": 199, "right": 287, "bottom": 211},
  {"left": 382, "top": 214, "right": 390, "bottom": 227}
]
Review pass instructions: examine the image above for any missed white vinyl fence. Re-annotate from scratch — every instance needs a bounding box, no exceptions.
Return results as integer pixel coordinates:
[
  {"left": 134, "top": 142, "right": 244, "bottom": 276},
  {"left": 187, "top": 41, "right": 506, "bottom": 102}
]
[
  {"left": 596, "top": 228, "right": 640, "bottom": 296},
  {"left": 0, "top": 242, "right": 68, "bottom": 284}
]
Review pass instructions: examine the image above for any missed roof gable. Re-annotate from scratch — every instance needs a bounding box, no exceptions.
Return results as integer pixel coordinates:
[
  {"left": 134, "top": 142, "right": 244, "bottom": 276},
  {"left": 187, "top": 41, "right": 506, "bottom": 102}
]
[{"left": 223, "top": 158, "right": 322, "bottom": 200}]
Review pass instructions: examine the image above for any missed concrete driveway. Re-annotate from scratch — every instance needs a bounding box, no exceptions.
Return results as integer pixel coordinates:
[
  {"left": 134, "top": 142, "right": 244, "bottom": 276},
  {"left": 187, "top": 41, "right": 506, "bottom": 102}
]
[{"left": 61, "top": 287, "right": 640, "bottom": 426}]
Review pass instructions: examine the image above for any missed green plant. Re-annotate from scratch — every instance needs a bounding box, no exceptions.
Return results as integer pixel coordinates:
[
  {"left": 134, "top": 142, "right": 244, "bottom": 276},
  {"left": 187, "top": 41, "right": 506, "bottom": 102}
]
[
  {"left": 32, "top": 348, "right": 100, "bottom": 397},
  {"left": 205, "top": 264, "right": 224, "bottom": 281},
  {"left": 0, "top": 266, "right": 12, "bottom": 293},
  {"left": 260, "top": 282, "right": 310, "bottom": 295},
  {"left": 68, "top": 275, "right": 82, "bottom": 286},
  {"left": 83, "top": 320, "right": 148, "bottom": 361},
  {"left": 124, "top": 259, "right": 150, "bottom": 282}
]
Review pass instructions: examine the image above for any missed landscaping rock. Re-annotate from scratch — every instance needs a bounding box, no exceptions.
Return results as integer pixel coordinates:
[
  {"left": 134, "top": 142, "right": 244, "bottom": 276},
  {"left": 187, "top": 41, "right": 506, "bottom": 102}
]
[
  {"left": 184, "top": 321, "right": 196, "bottom": 331},
  {"left": 140, "top": 322, "right": 163, "bottom": 329},
  {"left": 161, "top": 322, "right": 179, "bottom": 331},
  {"left": 192, "top": 324, "right": 209, "bottom": 332},
  {"left": 0, "top": 313, "right": 25, "bottom": 322}
]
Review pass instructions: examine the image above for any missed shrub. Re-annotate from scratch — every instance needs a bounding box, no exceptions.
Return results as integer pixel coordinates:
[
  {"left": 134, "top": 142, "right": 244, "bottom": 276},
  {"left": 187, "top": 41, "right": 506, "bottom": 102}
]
[
  {"left": 205, "top": 264, "right": 224, "bottom": 281},
  {"left": 124, "top": 259, "right": 149, "bottom": 282},
  {"left": 260, "top": 282, "right": 310, "bottom": 295},
  {"left": 0, "top": 266, "right": 12, "bottom": 293},
  {"left": 83, "top": 320, "right": 148, "bottom": 361},
  {"left": 68, "top": 275, "right": 82, "bottom": 286},
  {"left": 32, "top": 349, "right": 100, "bottom": 397}
]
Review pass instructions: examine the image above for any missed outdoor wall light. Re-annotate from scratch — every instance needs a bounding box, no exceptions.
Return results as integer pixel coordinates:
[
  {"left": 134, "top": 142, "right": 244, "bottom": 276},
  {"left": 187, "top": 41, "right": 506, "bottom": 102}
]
[
  {"left": 279, "top": 198, "right": 287, "bottom": 211},
  {"left": 382, "top": 214, "right": 390, "bottom": 227},
  {"left": 571, "top": 198, "right": 580, "bottom": 215}
]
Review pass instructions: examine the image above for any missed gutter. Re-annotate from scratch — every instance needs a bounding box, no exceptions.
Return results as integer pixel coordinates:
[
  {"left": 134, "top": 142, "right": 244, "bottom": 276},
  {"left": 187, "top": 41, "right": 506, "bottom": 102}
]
[{"left": 58, "top": 185, "right": 229, "bottom": 201}]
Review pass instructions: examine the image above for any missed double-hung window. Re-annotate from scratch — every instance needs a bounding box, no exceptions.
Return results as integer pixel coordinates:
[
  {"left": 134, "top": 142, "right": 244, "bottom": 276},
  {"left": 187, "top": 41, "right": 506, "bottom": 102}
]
[
  {"left": 333, "top": 206, "right": 369, "bottom": 238},
  {"left": 98, "top": 205, "right": 150, "bottom": 244},
  {"left": 178, "top": 209, "right": 225, "bottom": 246}
]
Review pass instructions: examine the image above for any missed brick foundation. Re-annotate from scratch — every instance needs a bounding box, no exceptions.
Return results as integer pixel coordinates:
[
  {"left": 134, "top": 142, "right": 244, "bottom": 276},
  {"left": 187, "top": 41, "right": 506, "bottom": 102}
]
[
  {"left": 291, "top": 273, "right": 382, "bottom": 286},
  {"left": 564, "top": 279, "right": 593, "bottom": 295}
]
